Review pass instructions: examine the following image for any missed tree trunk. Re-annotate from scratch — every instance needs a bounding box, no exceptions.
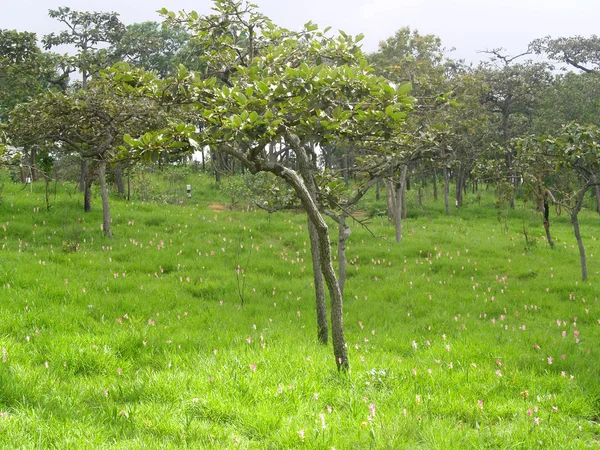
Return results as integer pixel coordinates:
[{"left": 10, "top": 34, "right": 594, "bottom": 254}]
[
  {"left": 84, "top": 161, "right": 92, "bottom": 213},
  {"left": 30, "top": 147, "right": 39, "bottom": 182},
  {"left": 98, "top": 160, "right": 113, "bottom": 238},
  {"left": 278, "top": 133, "right": 348, "bottom": 370},
  {"left": 433, "top": 168, "right": 438, "bottom": 202},
  {"left": 308, "top": 218, "right": 328, "bottom": 345},
  {"left": 394, "top": 180, "right": 403, "bottom": 243},
  {"left": 595, "top": 183, "right": 600, "bottom": 215},
  {"left": 456, "top": 168, "right": 464, "bottom": 208},
  {"left": 400, "top": 165, "right": 408, "bottom": 220},
  {"left": 79, "top": 158, "right": 86, "bottom": 193},
  {"left": 44, "top": 176, "right": 51, "bottom": 211},
  {"left": 115, "top": 162, "right": 125, "bottom": 196},
  {"left": 385, "top": 178, "right": 394, "bottom": 222},
  {"left": 273, "top": 164, "right": 348, "bottom": 370},
  {"left": 375, "top": 179, "right": 380, "bottom": 201},
  {"left": 542, "top": 199, "right": 554, "bottom": 248},
  {"left": 337, "top": 212, "right": 350, "bottom": 296},
  {"left": 444, "top": 168, "right": 450, "bottom": 216},
  {"left": 126, "top": 170, "right": 131, "bottom": 201},
  {"left": 571, "top": 212, "right": 587, "bottom": 281}
]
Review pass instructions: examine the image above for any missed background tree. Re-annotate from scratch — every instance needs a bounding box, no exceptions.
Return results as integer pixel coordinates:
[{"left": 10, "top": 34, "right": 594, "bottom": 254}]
[
  {"left": 476, "top": 49, "right": 552, "bottom": 207},
  {"left": 7, "top": 71, "right": 166, "bottom": 237},
  {"left": 530, "top": 35, "right": 600, "bottom": 73}
]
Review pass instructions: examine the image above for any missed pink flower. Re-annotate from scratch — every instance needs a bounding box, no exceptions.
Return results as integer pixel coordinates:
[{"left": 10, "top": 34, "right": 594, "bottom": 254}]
[
  {"left": 297, "top": 429, "right": 305, "bottom": 440},
  {"left": 547, "top": 356, "right": 553, "bottom": 365},
  {"left": 495, "top": 370, "right": 502, "bottom": 377},
  {"left": 250, "top": 364, "right": 256, "bottom": 371}
]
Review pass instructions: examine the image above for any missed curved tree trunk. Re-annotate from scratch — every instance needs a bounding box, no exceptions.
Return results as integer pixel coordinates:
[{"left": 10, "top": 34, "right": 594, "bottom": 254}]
[
  {"left": 274, "top": 165, "right": 348, "bottom": 369},
  {"left": 98, "top": 159, "right": 113, "bottom": 238}
]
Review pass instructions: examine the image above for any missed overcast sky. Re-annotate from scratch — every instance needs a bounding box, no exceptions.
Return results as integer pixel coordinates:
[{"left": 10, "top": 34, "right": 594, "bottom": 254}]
[{"left": 2, "top": 0, "right": 598, "bottom": 64}]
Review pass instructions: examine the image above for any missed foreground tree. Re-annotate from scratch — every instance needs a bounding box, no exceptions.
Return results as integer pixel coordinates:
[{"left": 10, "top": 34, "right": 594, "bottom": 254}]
[{"left": 118, "top": 0, "right": 412, "bottom": 370}]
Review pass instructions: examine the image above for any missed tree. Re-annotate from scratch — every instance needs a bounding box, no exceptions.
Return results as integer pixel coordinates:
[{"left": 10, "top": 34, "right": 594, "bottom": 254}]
[
  {"left": 109, "top": 21, "right": 191, "bottom": 78},
  {"left": 530, "top": 35, "right": 600, "bottom": 73},
  {"left": 43, "top": 7, "right": 125, "bottom": 198},
  {"left": 43, "top": 7, "right": 125, "bottom": 89},
  {"left": 7, "top": 72, "right": 165, "bottom": 237},
  {"left": 515, "top": 124, "right": 600, "bottom": 280},
  {"left": 0, "top": 29, "right": 66, "bottom": 121},
  {"left": 117, "top": 0, "right": 412, "bottom": 370},
  {"left": 369, "top": 27, "right": 453, "bottom": 230},
  {"left": 476, "top": 50, "right": 552, "bottom": 207}
]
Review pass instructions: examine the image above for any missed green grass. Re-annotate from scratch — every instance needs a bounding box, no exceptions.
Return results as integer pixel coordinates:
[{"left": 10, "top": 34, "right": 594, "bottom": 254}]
[{"left": 0, "top": 171, "right": 598, "bottom": 448}]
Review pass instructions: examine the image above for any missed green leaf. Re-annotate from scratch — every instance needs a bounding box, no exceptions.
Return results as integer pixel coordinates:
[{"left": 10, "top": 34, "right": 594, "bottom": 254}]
[{"left": 397, "top": 82, "right": 413, "bottom": 96}]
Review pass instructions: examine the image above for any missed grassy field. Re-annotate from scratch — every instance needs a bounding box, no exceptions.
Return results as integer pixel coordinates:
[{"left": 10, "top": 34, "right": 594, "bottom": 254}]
[{"left": 0, "top": 169, "right": 598, "bottom": 449}]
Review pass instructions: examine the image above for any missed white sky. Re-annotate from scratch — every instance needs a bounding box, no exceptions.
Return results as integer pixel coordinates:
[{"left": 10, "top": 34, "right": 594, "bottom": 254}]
[{"left": 1, "top": 0, "right": 598, "bottom": 64}]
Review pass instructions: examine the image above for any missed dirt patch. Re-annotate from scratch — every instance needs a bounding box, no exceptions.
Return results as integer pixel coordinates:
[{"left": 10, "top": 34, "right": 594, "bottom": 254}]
[{"left": 207, "top": 202, "right": 228, "bottom": 212}]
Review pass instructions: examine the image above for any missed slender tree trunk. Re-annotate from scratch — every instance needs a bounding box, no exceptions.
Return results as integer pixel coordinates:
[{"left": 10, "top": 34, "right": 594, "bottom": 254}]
[
  {"left": 79, "top": 158, "right": 86, "bottom": 193},
  {"left": 308, "top": 218, "right": 328, "bottom": 345},
  {"left": 595, "top": 183, "right": 600, "bottom": 215},
  {"left": 337, "top": 212, "right": 350, "bottom": 296},
  {"left": 444, "top": 168, "right": 450, "bottom": 216},
  {"left": 44, "top": 176, "right": 51, "bottom": 211},
  {"left": 275, "top": 165, "right": 348, "bottom": 369},
  {"left": 84, "top": 161, "right": 92, "bottom": 213},
  {"left": 539, "top": 182, "right": 554, "bottom": 248},
  {"left": 456, "top": 168, "right": 464, "bottom": 207},
  {"left": 542, "top": 199, "right": 554, "bottom": 248},
  {"left": 115, "top": 162, "right": 125, "bottom": 196},
  {"left": 433, "top": 168, "right": 438, "bottom": 202},
  {"left": 98, "top": 160, "right": 112, "bottom": 238},
  {"left": 385, "top": 178, "right": 394, "bottom": 222},
  {"left": 279, "top": 134, "right": 348, "bottom": 369},
  {"left": 30, "top": 147, "right": 39, "bottom": 182},
  {"left": 394, "top": 180, "right": 403, "bottom": 243},
  {"left": 375, "top": 179, "right": 380, "bottom": 201},
  {"left": 400, "top": 165, "right": 408, "bottom": 220},
  {"left": 571, "top": 212, "right": 587, "bottom": 281},
  {"left": 126, "top": 170, "right": 131, "bottom": 201}
]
